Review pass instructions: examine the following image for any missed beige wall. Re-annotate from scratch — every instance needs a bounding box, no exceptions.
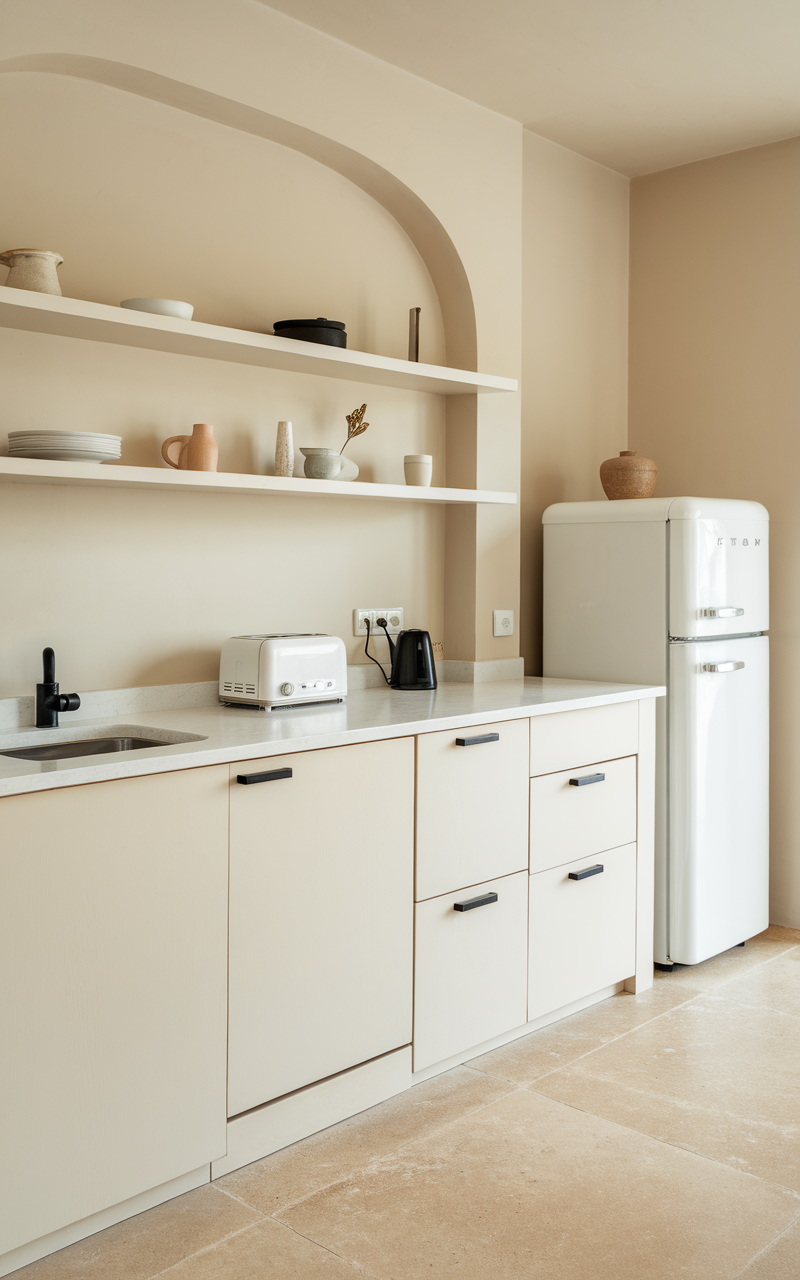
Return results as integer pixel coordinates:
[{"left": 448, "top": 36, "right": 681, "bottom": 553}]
[
  {"left": 629, "top": 136, "right": 800, "bottom": 927},
  {"left": 520, "top": 131, "right": 629, "bottom": 674},
  {"left": 0, "top": 0, "right": 523, "bottom": 695}
]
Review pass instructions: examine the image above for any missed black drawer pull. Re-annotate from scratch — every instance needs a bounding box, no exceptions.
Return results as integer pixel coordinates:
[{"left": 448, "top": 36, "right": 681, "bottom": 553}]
[
  {"left": 455, "top": 733, "right": 500, "bottom": 747},
  {"left": 454, "top": 891, "right": 499, "bottom": 912},
  {"left": 237, "top": 767, "right": 293, "bottom": 785},
  {"left": 569, "top": 772, "right": 605, "bottom": 787},
  {"left": 568, "top": 864, "right": 604, "bottom": 881}
]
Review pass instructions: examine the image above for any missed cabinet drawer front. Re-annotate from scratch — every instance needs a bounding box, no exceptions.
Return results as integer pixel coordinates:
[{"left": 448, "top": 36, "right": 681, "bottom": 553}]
[
  {"left": 530, "top": 755, "right": 637, "bottom": 874},
  {"left": 530, "top": 701, "right": 638, "bottom": 777},
  {"left": 413, "top": 870, "right": 528, "bottom": 1072},
  {"left": 416, "top": 718, "right": 529, "bottom": 900},
  {"left": 529, "top": 844, "right": 637, "bottom": 1020},
  {"left": 228, "top": 738, "right": 414, "bottom": 1116}
]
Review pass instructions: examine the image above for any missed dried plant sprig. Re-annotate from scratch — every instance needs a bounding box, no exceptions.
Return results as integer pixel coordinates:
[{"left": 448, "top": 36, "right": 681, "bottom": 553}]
[{"left": 341, "top": 403, "right": 369, "bottom": 453}]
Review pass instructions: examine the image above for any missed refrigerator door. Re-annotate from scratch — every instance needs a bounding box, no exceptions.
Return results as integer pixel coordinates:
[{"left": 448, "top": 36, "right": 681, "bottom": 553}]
[
  {"left": 669, "top": 503, "right": 769, "bottom": 639},
  {"left": 669, "top": 635, "right": 769, "bottom": 965}
]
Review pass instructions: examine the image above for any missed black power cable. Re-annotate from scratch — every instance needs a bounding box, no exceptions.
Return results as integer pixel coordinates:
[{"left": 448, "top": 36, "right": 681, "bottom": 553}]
[{"left": 363, "top": 616, "right": 393, "bottom": 685}]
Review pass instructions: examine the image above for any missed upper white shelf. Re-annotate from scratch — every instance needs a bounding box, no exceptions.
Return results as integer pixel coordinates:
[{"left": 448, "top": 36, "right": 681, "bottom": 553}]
[
  {"left": 0, "top": 287, "right": 518, "bottom": 396},
  {"left": 0, "top": 456, "right": 516, "bottom": 506}
]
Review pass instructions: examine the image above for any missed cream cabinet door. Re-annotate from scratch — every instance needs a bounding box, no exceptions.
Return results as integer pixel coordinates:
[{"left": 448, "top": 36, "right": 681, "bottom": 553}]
[
  {"left": 228, "top": 737, "right": 414, "bottom": 1117},
  {"left": 0, "top": 767, "right": 229, "bottom": 1257},
  {"left": 529, "top": 756, "right": 637, "bottom": 873},
  {"left": 528, "top": 843, "right": 637, "bottom": 1020},
  {"left": 413, "top": 870, "right": 528, "bottom": 1072},
  {"left": 416, "top": 718, "right": 529, "bottom": 900}
]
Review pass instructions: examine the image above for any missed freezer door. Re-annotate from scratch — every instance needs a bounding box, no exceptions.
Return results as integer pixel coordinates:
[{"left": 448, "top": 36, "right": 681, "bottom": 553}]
[
  {"left": 543, "top": 520, "right": 668, "bottom": 685},
  {"left": 668, "top": 636, "right": 769, "bottom": 964},
  {"left": 669, "top": 516, "right": 769, "bottom": 638}
]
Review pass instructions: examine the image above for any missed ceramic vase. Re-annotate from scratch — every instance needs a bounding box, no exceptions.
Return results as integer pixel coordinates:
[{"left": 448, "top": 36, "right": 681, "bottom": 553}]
[
  {"left": 600, "top": 450, "right": 657, "bottom": 500},
  {"left": 0, "top": 249, "right": 63, "bottom": 295},
  {"left": 161, "top": 423, "right": 218, "bottom": 472},
  {"left": 300, "top": 447, "right": 343, "bottom": 480},
  {"left": 275, "top": 421, "right": 294, "bottom": 477}
]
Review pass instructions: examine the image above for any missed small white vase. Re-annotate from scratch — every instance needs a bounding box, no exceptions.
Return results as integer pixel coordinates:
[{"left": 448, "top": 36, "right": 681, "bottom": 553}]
[
  {"left": 275, "top": 421, "right": 294, "bottom": 477},
  {"left": 0, "top": 249, "right": 63, "bottom": 295}
]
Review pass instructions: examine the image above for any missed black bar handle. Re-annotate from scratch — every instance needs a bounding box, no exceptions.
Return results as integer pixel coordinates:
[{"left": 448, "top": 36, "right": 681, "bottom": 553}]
[
  {"left": 454, "top": 891, "right": 499, "bottom": 912},
  {"left": 569, "top": 772, "right": 606, "bottom": 787},
  {"left": 568, "top": 864, "right": 604, "bottom": 881},
  {"left": 237, "top": 767, "right": 293, "bottom": 785},
  {"left": 455, "top": 733, "right": 500, "bottom": 747}
]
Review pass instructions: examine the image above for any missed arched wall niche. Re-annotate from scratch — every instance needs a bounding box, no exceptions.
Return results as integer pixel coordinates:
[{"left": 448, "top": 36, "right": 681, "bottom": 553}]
[{"left": 0, "top": 53, "right": 478, "bottom": 372}]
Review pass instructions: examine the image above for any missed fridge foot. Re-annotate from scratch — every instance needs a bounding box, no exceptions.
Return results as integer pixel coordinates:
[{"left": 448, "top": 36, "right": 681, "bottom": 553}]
[
  {"left": 654, "top": 962, "right": 674, "bottom": 971},
  {"left": 737, "top": 941, "right": 746, "bottom": 947}
]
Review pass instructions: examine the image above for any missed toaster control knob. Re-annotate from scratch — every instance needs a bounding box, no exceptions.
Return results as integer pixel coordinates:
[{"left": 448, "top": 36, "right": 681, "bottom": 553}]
[{"left": 280, "top": 682, "right": 294, "bottom": 696}]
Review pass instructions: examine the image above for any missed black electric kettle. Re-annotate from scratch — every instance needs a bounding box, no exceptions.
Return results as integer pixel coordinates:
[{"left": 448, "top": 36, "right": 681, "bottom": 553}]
[{"left": 388, "top": 629, "right": 437, "bottom": 691}]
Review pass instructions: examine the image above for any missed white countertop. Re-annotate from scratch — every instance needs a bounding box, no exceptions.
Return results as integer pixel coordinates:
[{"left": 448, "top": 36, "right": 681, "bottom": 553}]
[{"left": 0, "top": 677, "right": 665, "bottom": 798}]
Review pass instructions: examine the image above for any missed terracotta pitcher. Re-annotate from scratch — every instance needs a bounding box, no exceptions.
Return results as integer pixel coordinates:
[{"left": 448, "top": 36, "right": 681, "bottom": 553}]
[{"left": 162, "top": 423, "right": 218, "bottom": 472}]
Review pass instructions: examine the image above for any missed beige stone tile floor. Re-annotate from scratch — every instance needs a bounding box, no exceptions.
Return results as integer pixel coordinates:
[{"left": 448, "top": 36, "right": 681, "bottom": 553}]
[{"left": 11, "top": 925, "right": 800, "bottom": 1280}]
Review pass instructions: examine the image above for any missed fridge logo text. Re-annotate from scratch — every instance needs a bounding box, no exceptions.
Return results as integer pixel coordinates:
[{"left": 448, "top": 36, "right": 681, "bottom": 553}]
[{"left": 717, "top": 538, "right": 760, "bottom": 546}]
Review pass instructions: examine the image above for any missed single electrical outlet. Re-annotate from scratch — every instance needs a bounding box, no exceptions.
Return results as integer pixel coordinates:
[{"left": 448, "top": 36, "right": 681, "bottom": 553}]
[
  {"left": 493, "top": 609, "right": 514, "bottom": 637},
  {"left": 353, "top": 607, "right": 404, "bottom": 636}
]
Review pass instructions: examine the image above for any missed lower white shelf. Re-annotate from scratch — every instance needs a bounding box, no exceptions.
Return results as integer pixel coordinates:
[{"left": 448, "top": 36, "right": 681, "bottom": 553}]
[{"left": 0, "top": 457, "right": 516, "bottom": 505}]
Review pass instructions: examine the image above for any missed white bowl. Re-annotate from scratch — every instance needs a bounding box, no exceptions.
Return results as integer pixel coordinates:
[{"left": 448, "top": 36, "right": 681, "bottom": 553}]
[{"left": 120, "top": 298, "right": 194, "bottom": 320}]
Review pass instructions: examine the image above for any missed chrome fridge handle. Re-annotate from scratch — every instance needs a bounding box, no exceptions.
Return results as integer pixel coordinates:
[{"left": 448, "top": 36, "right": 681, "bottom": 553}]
[
  {"left": 701, "top": 661, "right": 745, "bottom": 673},
  {"left": 700, "top": 607, "right": 744, "bottom": 618}
]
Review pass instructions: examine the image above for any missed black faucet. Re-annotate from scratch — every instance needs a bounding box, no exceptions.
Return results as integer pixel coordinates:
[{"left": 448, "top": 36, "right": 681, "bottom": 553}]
[{"left": 36, "top": 647, "right": 81, "bottom": 728}]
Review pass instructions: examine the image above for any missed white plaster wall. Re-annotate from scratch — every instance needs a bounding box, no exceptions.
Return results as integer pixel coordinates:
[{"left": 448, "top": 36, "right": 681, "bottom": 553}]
[
  {"left": 0, "top": 0, "right": 522, "bottom": 694},
  {"left": 520, "top": 131, "right": 629, "bottom": 675}
]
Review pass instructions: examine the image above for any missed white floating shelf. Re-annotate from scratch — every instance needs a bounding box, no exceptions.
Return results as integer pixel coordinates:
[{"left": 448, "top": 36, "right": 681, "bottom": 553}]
[
  {"left": 0, "top": 287, "right": 517, "bottom": 396},
  {"left": 0, "top": 457, "right": 516, "bottom": 506}
]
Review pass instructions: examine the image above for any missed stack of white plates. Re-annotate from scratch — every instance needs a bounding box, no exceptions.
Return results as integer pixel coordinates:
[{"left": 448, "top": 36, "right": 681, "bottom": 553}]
[{"left": 7, "top": 430, "right": 122, "bottom": 463}]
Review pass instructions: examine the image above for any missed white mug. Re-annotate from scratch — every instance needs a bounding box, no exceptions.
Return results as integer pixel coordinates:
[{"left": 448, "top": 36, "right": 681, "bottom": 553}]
[{"left": 404, "top": 454, "right": 433, "bottom": 487}]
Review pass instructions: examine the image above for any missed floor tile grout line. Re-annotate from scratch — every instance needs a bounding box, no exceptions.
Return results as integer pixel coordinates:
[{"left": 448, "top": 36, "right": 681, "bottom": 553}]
[
  {"left": 730, "top": 1208, "right": 800, "bottom": 1278},
  {"left": 490, "top": 944, "right": 800, "bottom": 1088},
  {"left": 527, "top": 1063, "right": 800, "bottom": 1140},
  {"left": 144, "top": 1218, "right": 266, "bottom": 1279},
  {"left": 465, "top": 991, "right": 708, "bottom": 1088},
  {"left": 270, "top": 1217, "right": 386, "bottom": 1279},
  {"left": 526, "top": 1090, "right": 800, "bottom": 1203},
  {"left": 212, "top": 1181, "right": 270, "bottom": 1217},
  {"left": 232, "top": 1082, "right": 526, "bottom": 1218}
]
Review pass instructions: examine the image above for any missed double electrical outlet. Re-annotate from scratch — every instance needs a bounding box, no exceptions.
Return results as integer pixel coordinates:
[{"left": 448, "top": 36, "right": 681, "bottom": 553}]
[{"left": 353, "top": 607, "right": 404, "bottom": 637}]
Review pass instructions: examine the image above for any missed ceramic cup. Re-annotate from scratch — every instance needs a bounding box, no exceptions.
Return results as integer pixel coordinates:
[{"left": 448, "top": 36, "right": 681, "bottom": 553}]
[
  {"left": 404, "top": 454, "right": 433, "bottom": 487},
  {"left": 301, "top": 447, "right": 343, "bottom": 480},
  {"left": 121, "top": 298, "right": 194, "bottom": 320}
]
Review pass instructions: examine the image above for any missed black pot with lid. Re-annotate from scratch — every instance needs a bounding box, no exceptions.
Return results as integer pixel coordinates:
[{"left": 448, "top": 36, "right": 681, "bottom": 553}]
[{"left": 273, "top": 317, "right": 347, "bottom": 348}]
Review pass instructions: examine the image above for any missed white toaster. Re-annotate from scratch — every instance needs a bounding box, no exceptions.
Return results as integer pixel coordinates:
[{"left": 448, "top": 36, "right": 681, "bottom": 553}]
[{"left": 219, "top": 634, "right": 347, "bottom": 709}]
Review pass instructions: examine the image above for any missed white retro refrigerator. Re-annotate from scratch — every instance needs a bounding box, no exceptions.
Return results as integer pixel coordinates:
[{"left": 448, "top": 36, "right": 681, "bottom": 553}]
[{"left": 542, "top": 497, "right": 769, "bottom": 968}]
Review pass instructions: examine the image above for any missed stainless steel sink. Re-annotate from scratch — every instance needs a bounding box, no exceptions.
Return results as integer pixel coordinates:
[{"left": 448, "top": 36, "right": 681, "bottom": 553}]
[
  {"left": 0, "top": 723, "right": 208, "bottom": 762},
  {"left": 0, "top": 736, "right": 169, "bottom": 761}
]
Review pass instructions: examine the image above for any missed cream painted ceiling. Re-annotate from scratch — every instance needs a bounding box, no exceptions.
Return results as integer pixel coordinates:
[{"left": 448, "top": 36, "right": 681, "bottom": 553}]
[{"left": 261, "top": 0, "right": 800, "bottom": 175}]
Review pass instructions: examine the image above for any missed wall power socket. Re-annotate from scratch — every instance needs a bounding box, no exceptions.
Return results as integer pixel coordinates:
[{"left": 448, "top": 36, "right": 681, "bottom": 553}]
[
  {"left": 353, "top": 608, "right": 404, "bottom": 637},
  {"left": 493, "top": 609, "right": 514, "bottom": 637}
]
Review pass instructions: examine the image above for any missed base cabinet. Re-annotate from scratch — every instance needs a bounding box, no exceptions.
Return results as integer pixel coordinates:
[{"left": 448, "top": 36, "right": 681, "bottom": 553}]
[
  {"left": 413, "top": 871, "right": 528, "bottom": 1071},
  {"left": 0, "top": 767, "right": 229, "bottom": 1257},
  {"left": 528, "top": 843, "right": 637, "bottom": 1020},
  {"left": 228, "top": 737, "right": 414, "bottom": 1116},
  {"left": 0, "top": 695, "right": 656, "bottom": 1271}
]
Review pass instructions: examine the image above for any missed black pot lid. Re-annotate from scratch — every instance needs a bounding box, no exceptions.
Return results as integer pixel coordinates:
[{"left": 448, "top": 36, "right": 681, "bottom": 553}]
[{"left": 273, "top": 317, "right": 346, "bottom": 330}]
